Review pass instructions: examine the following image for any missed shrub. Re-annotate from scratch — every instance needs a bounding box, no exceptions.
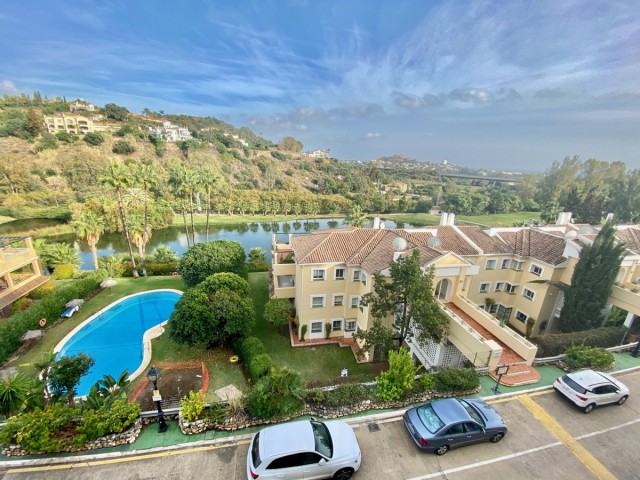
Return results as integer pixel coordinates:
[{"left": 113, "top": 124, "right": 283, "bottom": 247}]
[
  {"left": 180, "top": 390, "right": 206, "bottom": 422},
  {"left": 376, "top": 348, "right": 416, "bottom": 401},
  {"left": 53, "top": 263, "right": 76, "bottom": 279},
  {"left": 55, "top": 131, "right": 75, "bottom": 143},
  {"left": 324, "top": 322, "right": 332, "bottom": 339},
  {"left": 29, "top": 280, "right": 56, "bottom": 299},
  {"left": 246, "top": 261, "right": 269, "bottom": 272},
  {"left": 112, "top": 140, "right": 135, "bottom": 154},
  {"left": 238, "top": 336, "right": 266, "bottom": 364},
  {"left": 245, "top": 367, "right": 305, "bottom": 420},
  {"left": 432, "top": 368, "right": 479, "bottom": 392},
  {"left": 564, "top": 345, "right": 614, "bottom": 370},
  {"left": 418, "top": 373, "right": 436, "bottom": 392},
  {"left": 300, "top": 324, "right": 307, "bottom": 341},
  {"left": 322, "top": 383, "right": 375, "bottom": 407},
  {"left": 83, "top": 132, "right": 104, "bottom": 146},
  {"left": 248, "top": 353, "right": 273, "bottom": 380},
  {"left": 11, "top": 297, "right": 32, "bottom": 314},
  {"left": 534, "top": 326, "right": 626, "bottom": 357},
  {"left": 206, "top": 402, "right": 226, "bottom": 423},
  {"left": 74, "top": 400, "right": 140, "bottom": 446},
  {"left": 264, "top": 298, "right": 293, "bottom": 327},
  {"left": 179, "top": 240, "right": 247, "bottom": 287}
]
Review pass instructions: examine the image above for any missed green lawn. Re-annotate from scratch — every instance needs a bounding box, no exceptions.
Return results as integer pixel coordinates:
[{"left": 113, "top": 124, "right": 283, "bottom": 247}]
[
  {"left": 380, "top": 211, "right": 542, "bottom": 228},
  {"left": 248, "top": 273, "right": 382, "bottom": 383}
]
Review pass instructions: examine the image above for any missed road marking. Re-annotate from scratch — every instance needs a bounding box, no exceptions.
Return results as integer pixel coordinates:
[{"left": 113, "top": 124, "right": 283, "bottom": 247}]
[
  {"left": 518, "top": 394, "right": 617, "bottom": 480},
  {"left": 405, "top": 441, "right": 563, "bottom": 480},
  {"left": 576, "top": 417, "right": 640, "bottom": 440},
  {"left": 5, "top": 440, "right": 252, "bottom": 474}
]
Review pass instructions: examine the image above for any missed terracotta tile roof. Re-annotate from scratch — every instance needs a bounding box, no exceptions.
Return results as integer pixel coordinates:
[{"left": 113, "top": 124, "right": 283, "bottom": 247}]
[
  {"left": 456, "top": 226, "right": 509, "bottom": 254},
  {"left": 400, "top": 226, "right": 479, "bottom": 255},
  {"left": 291, "top": 228, "right": 442, "bottom": 274},
  {"left": 495, "top": 229, "right": 566, "bottom": 265},
  {"left": 615, "top": 227, "right": 640, "bottom": 255}
]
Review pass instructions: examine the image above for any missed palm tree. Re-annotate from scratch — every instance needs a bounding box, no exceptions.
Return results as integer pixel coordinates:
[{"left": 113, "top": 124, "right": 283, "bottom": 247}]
[
  {"left": 83, "top": 370, "right": 130, "bottom": 410},
  {"left": 71, "top": 212, "right": 105, "bottom": 270},
  {"left": 100, "top": 161, "right": 139, "bottom": 278},
  {"left": 128, "top": 218, "right": 152, "bottom": 276},
  {"left": 198, "top": 166, "right": 220, "bottom": 242},
  {"left": 21, "top": 348, "right": 56, "bottom": 403},
  {"left": 345, "top": 204, "right": 367, "bottom": 228},
  {"left": 0, "top": 372, "right": 33, "bottom": 417},
  {"left": 132, "top": 162, "right": 159, "bottom": 274},
  {"left": 168, "top": 164, "right": 191, "bottom": 248},
  {"left": 184, "top": 168, "right": 199, "bottom": 245}
]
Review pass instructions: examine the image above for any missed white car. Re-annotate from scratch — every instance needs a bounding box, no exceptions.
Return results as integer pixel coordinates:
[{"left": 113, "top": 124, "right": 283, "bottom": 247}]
[
  {"left": 247, "top": 418, "right": 361, "bottom": 480},
  {"left": 554, "top": 369, "right": 629, "bottom": 413}
]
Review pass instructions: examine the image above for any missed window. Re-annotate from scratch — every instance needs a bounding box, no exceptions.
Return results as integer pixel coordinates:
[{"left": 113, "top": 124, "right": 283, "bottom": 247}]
[
  {"left": 332, "top": 294, "right": 344, "bottom": 306},
  {"left": 501, "top": 259, "right": 511, "bottom": 269},
  {"left": 505, "top": 283, "right": 516, "bottom": 294},
  {"left": 530, "top": 264, "right": 543, "bottom": 276},
  {"left": 489, "top": 304, "right": 499, "bottom": 314},
  {"left": 350, "top": 296, "right": 360, "bottom": 309},
  {"left": 334, "top": 268, "right": 345, "bottom": 280},
  {"left": 479, "top": 282, "right": 490, "bottom": 293},
  {"left": 515, "top": 311, "right": 528, "bottom": 322},
  {"left": 310, "top": 295, "right": 325, "bottom": 308},
  {"left": 311, "top": 269, "right": 325, "bottom": 281},
  {"left": 495, "top": 282, "right": 504, "bottom": 292},
  {"left": 332, "top": 319, "right": 343, "bottom": 331},
  {"left": 345, "top": 320, "right": 357, "bottom": 331},
  {"left": 352, "top": 270, "right": 362, "bottom": 281},
  {"left": 523, "top": 288, "right": 535, "bottom": 300},
  {"left": 485, "top": 259, "right": 497, "bottom": 270},
  {"left": 360, "top": 272, "right": 367, "bottom": 285},
  {"left": 511, "top": 260, "right": 524, "bottom": 271},
  {"left": 310, "top": 321, "right": 323, "bottom": 333}
]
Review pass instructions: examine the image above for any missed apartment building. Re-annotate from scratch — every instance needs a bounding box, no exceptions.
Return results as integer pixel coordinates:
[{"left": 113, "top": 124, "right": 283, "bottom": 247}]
[
  {"left": 43, "top": 114, "right": 114, "bottom": 135},
  {"left": 271, "top": 215, "right": 640, "bottom": 379},
  {"left": 148, "top": 121, "right": 192, "bottom": 142},
  {"left": 0, "top": 237, "right": 48, "bottom": 311}
]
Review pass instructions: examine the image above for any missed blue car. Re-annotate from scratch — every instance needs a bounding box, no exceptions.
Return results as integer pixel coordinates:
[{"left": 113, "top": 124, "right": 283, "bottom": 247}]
[{"left": 403, "top": 398, "right": 507, "bottom": 455}]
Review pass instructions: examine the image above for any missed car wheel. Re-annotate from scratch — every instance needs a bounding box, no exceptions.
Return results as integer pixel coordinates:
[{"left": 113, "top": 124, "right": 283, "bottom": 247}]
[
  {"left": 490, "top": 432, "right": 504, "bottom": 443},
  {"left": 333, "top": 468, "right": 354, "bottom": 480},
  {"left": 617, "top": 395, "right": 628, "bottom": 406},
  {"left": 583, "top": 403, "right": 595, "bottom": 413},
  {"left": 435, "top": 445, "right": 449, "bottom": 455}
]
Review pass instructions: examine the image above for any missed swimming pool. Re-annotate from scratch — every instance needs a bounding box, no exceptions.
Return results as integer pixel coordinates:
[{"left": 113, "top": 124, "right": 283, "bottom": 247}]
[{"left": 55, "top": 289, "right": 182, "bottom": 397}]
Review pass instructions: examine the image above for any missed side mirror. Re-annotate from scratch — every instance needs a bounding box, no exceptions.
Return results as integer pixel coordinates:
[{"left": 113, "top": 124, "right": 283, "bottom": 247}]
[{"left": 319, "top": 458, "right": 327, "bottom": 466}]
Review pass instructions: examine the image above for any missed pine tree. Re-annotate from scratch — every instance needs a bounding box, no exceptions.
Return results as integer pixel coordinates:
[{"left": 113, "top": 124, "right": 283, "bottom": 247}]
[{"left": 558, "top": 221, "right": 626, "bottom": 332}]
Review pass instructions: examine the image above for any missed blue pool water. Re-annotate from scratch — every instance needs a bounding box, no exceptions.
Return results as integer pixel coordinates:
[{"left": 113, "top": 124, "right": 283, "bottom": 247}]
[{"left": 57, "top": 290, "right": 181, "bottom": 397}]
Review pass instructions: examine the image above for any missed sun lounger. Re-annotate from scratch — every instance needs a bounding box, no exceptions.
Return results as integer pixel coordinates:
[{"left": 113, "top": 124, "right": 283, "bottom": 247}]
[{"left": 61, "top": 305, "right": 79, "bottom": 318}]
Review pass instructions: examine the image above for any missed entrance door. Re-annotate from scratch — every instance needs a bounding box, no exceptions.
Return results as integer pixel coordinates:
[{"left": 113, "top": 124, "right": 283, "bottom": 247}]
[
  {"left": 309, "top": 321, "right": 324, "bottom": 339},
  {"left": 435, "top": 279, "right": 450, "bottom": 301}
]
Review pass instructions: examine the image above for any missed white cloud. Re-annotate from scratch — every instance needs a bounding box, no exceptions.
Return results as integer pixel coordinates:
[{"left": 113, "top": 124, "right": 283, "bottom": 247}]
[{"left": 0, "top": 80, "right": 18, "bottom": 95}]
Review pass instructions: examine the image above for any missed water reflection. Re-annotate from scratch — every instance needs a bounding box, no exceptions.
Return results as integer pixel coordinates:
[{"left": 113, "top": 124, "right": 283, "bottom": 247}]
[{"left": 35, "top": 217, "right": 412, "bottom": 270}]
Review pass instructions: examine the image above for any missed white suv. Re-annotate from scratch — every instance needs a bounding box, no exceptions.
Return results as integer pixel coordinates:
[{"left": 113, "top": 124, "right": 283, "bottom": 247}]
[
  {"left": 554, "top": 369, "right": 629, "bottom": 413},
  {"left": 247, "top": 418, "right": 361, "bottom": 480}
]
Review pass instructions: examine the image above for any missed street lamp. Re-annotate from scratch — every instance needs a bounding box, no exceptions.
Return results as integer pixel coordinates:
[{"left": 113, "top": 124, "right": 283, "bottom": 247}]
[{"left": 146, "top": 365, "right": 168, "bottom": 433}]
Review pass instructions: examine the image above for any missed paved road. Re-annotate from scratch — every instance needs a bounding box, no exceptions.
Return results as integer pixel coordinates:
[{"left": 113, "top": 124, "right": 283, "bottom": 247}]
[{"left": 3, "top": 371, "right": 640, "bottom": 480}]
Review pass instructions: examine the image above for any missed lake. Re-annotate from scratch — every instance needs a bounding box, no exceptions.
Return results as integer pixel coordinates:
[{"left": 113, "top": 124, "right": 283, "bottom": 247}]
[{"left": 11, "top": 217, "right": 413, "bottom": 270}]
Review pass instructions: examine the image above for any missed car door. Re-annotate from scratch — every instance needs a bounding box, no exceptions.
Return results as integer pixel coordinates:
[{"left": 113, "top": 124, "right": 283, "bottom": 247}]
[
  {"left": 462, "top": 422, "right": 486, "bottom": 445},
  {"left": 441, "top": 422, "right": 468, "bottom": 449},
  {"left": 264, "top": 452, "right": 307, "bottom": 479},
  {"left": 301, "top": 452, "right": 333, "bottom": 479},
  {"left": 592, "top": 385, "right": 620, "bottom": 405}
]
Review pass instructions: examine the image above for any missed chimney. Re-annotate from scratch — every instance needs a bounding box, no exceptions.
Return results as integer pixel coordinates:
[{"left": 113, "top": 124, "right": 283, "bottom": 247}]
[
  {"left": 556, "top": 212, "right": 572, "bottom": 225},
  {"left": 373, "top": 217, "right": 381, "bottom": 229}
]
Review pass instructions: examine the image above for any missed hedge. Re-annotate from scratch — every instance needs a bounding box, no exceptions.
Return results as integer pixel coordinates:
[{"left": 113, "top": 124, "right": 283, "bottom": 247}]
[
  {"left": 432, "top": 368, "right": 480, "bottom": 392},
  {"left": 246, "top": 261, "right": 270, "bottom": 273},
  {"left": 533, "top": 326, "right": 626, "bottom": 357},
  {"left": 120, "top": 261, "right": 180, "bottom": 277},
  {"left": 0, "top": 270, "right": 107, "bottom": 363}
]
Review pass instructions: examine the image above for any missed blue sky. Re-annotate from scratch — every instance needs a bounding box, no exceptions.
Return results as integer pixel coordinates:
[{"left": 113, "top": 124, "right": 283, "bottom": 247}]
[{"left": 1, "top": 1, "right": 639, "bottom": 171}]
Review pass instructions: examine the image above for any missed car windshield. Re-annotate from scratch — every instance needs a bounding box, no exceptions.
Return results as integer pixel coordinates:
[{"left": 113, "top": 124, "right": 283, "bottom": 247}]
[
  {"left": 563, "top": 375, "right": 587, "bottom": 394},
  {"left": 458, "top": 399, "right": 485, "bottom": 427},
  {"left": 251, "top": 432, "right": 262, "bottom": 467},
  {"left": 416, "top": 404, "right": 445, "bottom": 433},
  {"left": 311, "top": 421, "right": 333, "bottom": 458}
]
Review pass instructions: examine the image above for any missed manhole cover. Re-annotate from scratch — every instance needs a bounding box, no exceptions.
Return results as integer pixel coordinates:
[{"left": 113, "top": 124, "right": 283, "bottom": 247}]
[{"left": 367, "top": 423, "right": 380, "bottom": 432}]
